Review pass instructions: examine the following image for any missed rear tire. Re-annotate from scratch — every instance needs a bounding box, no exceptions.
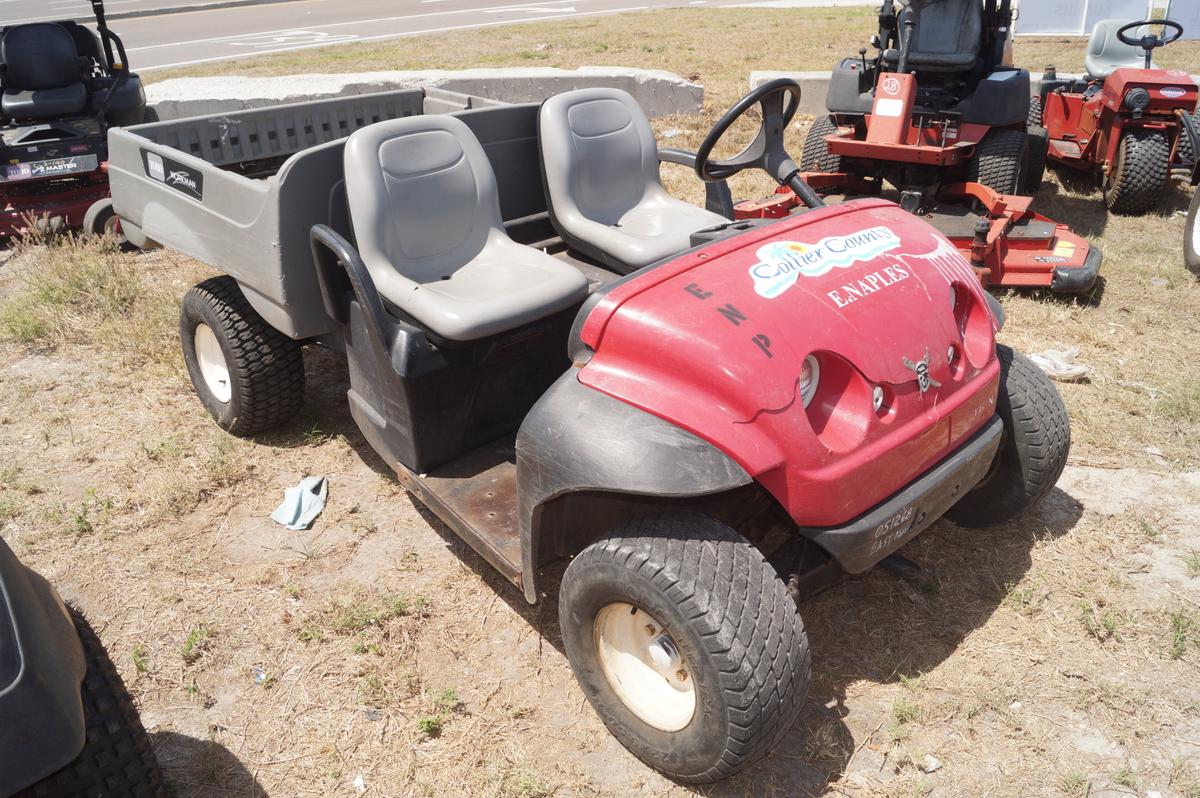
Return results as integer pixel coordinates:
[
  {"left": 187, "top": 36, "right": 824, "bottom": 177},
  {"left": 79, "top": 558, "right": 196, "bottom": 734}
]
[
  {"left": 1185, "top": 189, "right": 1200, "bottom": 271},
  {"left": 947, "top": 345, "right": 1070, "bottom": 528},
  {"left": 969, "top": 128, "right": 1029, "bottom": 196},
  {"left": 14, "top": 609, "right": 166, "bottom": 798},
  {"left": 1027, "top": 96, "right": 1043, "bottom": 128},
  {"left": 1024, "top": 126, "right": 1049, "bottom": 195},
  {"left": 180, "top": 275, "right": 305, "bottom": 436},
  {"left": 558, "top": 513, "right": 810, "bottom": 784},
  {"left": 82, "top": 199, "right": 130, "bottom": 249},
  {"left": 1177, "top": 112, "right": 1199, "bottom": 168},
  {"left": 800, "top": 114, "right": 844, "bottom": 175},
  {"left": 1104, "top": 129, "right": 1169, "bottom": 215}
]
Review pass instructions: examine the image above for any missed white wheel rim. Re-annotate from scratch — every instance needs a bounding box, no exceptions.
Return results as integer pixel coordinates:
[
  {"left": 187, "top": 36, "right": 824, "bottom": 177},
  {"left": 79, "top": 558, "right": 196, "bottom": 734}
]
[
  {"left": 194, "top": 324, "right": 232, "bottom": 404},
  {"left": 594, "top": 603, "right": 696, "bottom": 732},
  {"left": 1192, "top": 201, "right": 1200, "bottom": 253}
]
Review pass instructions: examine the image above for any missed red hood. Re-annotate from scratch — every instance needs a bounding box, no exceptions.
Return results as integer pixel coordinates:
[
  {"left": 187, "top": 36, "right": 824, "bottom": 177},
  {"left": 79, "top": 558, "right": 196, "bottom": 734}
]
[{"left": 577, "top": 198, "right": 1001, "bottom": 526}]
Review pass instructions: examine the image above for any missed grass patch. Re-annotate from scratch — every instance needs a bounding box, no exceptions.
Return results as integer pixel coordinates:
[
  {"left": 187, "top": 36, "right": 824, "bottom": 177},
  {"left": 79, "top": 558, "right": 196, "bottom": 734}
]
[
  {"left": 888, "top": 695, "right": 922, "bottom": 742},
  {"left": 132, "top": 644, "right": 149, "bottom": 675},
  {"left": 1058, "top": 771, "right": 1089, "bottom": 797},
  {"left": 320, "top": 593, "right": 427, "bottom": 635},
  {"left": 181, "top": 623, "right": 213, "bottom": 664},
  {"left": 0, "top": 237, "right": 181, "bottom": 368},
  {"left": 497, "top": 768, "right": 553, "bottom": 798},
  {"left": 1183, "top": 551, "right": 1200, "bottom": 579},
  {"left": 1169, "top": 611, "right": 1196, "bottom": 660}
]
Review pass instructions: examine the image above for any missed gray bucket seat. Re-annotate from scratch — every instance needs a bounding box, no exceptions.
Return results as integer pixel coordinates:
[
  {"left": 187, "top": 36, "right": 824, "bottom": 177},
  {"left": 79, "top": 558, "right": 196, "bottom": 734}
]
[
  {"left": 1085, "top": 19, "right": 1157, "bottom": 80},
  {"left": 881, "top": 0, "right": 983, "bottom": 73},
  {"left": 539, "top": 88, "right": 727, "bottom": 273},
  {"left": 343, "top": 115, "right": 589, "bottom": 342},
  {"left": 0, "top": 23, "right": 89, "bottom": 120}
]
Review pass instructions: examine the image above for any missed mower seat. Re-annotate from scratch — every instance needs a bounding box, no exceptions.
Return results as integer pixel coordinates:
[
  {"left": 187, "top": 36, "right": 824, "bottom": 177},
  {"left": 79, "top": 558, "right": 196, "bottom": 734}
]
[
  {"left": 1084, "top": 20, "right": 1157, "bottom": 80},
  {"left": 0, "top": 23, "right": 88, "bottom": 121},
  {"left": 538, "top": 88, "right": 728, "bottom": 273},
  {"left": 881, "top": 0, "right": 983, "bottom": 73},
  {"left": 342, "top": 115, "right": 588, "bottom": 342}
]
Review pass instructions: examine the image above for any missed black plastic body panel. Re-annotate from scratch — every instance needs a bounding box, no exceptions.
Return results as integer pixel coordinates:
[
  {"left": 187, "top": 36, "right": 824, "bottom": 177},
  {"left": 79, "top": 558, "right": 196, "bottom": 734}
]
[
  {"left": 515, "top": 371, "right": 753, "bottom": 602},
  {"left": 1052, "top": 246, "right": 1103, "bottom": 294},
  {"left": 957, "top": 68, "right": 1031, "bottom": 126},
  {"left": 827, "top": 57, "right": 876, "bottom": 115},
  {"left": 0, "top": 537, "right": 86, "bottom": 795},
  {"left": 311, "top": 225, "right": 578, "bottom": 475},
  {"left": 800, "top": 416, "right": 1003, "bottom": 573}
]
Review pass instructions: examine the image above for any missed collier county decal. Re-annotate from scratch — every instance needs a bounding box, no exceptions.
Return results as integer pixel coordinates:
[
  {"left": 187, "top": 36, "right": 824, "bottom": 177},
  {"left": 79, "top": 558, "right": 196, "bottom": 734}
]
[{"left": 750, "top": 227, "right": 902, "bottom": 299}]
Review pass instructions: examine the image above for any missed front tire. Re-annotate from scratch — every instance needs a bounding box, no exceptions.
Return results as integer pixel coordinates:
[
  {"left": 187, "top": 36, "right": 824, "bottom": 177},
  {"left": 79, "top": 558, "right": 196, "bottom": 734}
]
[
  {"left": 15, "top": 609, "right": 166, "bottom": 798},
  {"left": 1104, "top": 129, "right": 1169, "bottom": 215},
  {"left": 800, "top": 114, "right": 844, "bottom": 175},
  {"left": 180, "top": 275, "right": 305, "bottom": 436},
  {"left": 1024, "top": 125, "right": 1049, "bottom": 195},
  {"left": 969, "top": 128, "right": 1029, "bottom": 196},
  {"left": 558, "top": 513, "right": 810, "bottom": 784},
  {"left": 947, "top": 345, "right": 1070, "bottom": 527}
]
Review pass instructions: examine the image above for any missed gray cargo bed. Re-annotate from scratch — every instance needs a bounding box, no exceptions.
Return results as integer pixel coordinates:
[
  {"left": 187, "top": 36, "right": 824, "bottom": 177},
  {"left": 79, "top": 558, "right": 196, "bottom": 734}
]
[{"left": 108, "top": 87, "right": 516, "bottom": 339}]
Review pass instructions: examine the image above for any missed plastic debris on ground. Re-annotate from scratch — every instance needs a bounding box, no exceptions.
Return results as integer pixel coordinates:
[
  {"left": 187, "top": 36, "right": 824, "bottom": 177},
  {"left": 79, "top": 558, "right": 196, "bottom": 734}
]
[
  {"left": 1028, "top": 346, "right": 1090, "bottom": 382},
  {"left": 353, "top": 773, "right": 367, "bottom": 794},
  {"left": 270, "top": 476, "right": 328, "bottom": 530}
]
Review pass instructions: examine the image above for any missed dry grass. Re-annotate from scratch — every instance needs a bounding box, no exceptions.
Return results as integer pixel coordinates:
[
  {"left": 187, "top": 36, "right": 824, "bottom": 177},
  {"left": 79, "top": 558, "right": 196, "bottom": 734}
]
[{"left": 2, "top": 6, "right": 1200, "bottom": 797}]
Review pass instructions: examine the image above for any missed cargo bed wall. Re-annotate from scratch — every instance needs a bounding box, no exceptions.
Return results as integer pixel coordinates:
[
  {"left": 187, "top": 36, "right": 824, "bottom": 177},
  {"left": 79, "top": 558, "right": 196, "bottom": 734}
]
[{"left": 108, "top": 88, "right": 501, "bottom": 339}]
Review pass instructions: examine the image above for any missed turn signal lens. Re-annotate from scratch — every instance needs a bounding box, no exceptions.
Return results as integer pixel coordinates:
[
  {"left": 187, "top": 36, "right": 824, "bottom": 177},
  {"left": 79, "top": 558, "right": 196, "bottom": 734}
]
[{"left": 799, "top": 356, "right": 821, "bottom": 408}]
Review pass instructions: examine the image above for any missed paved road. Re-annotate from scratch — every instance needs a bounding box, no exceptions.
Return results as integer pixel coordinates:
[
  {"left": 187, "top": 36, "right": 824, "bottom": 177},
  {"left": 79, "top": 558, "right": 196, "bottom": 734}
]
[{"left": 6, "top": 0, "right": 873, "bottom": 72}]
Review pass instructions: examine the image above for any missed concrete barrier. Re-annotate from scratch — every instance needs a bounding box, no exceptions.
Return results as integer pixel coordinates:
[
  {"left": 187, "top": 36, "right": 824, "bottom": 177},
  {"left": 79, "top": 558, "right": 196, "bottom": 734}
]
[
  {"left": 749, "top": 69, "right": 1200, "bottom": 117},
  {"left": 146, "top": 67, "right": 703, "bottom": 121}
]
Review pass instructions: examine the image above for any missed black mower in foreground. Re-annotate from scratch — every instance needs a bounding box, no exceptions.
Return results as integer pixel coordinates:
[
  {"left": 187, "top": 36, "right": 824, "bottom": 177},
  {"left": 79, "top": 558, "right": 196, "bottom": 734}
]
[
  {"left": 0, "top": 537, "right": 165, "bottom": 798},
  {"left": 0, "top": 0, "right": 145, "bottom": 239}
]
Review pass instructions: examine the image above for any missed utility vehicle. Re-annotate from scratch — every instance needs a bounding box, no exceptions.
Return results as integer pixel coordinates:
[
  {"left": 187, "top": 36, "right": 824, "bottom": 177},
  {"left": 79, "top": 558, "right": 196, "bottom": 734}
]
[
  {"left": 0, "top": 537, "right": 165, "bottom": 798},
  {"left": 1034, "top": 18, "right": 1198, "bottom": 215},
  {"left": 108, "top": 80, "right": 1071, "bottom": 782},
  {"left": 0, "top": 0, "right": 145, "bottom": 238},
  {"left": 792, "top": 0, "right": 1100, "bottom": 293}
]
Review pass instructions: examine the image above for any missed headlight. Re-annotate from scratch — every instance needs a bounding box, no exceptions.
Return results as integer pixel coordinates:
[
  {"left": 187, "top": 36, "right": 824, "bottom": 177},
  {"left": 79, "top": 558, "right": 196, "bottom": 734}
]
[
  {"left": 1124, "top": 87, "right": 1151, "bottom": 113},
  {"left": 799, "top": 355, "right": 820, "bottom": 408}
]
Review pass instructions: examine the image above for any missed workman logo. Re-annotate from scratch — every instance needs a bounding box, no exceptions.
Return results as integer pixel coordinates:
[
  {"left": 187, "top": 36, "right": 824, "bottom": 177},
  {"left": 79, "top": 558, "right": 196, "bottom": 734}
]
[
  {"left": 168, "top": 170, "right": 199, "bottom": 192},
  {"left": 903, "top": 349, "right": 941, "bottom": 395},
  {"left": 749, "top": 227, "right": 902, "bottom": 299},
  {"left": 142, "top": 149, "right": 204, "bottom": 201}
]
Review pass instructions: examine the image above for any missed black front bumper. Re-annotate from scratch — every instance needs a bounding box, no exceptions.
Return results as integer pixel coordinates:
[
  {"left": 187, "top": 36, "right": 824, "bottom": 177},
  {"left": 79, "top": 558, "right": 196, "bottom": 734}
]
[
  {"left": 0, "top": 538, "right": 87, "bottom": 795},
  {"left": 800, "top": 416, "right": 1004, "bottom": 574},
  {"left": 1051, "top": 246, "right": 1103, "bottom": 294}
]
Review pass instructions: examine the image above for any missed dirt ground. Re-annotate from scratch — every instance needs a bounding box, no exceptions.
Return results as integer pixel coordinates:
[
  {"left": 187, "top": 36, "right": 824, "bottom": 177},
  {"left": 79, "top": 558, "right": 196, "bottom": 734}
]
[{"left": 3, "top": 9, "right": 1200, "bottom": 795}]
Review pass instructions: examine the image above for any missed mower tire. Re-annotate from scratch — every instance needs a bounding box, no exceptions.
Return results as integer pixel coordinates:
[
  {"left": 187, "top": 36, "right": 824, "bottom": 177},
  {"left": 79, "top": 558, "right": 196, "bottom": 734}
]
[
  {"left": 1027, "top": 96, "right": 1043, "bottom": 128},
  {"left": 14, "top": 609, "right": 166, "bottom": 798},
  {"left": 1105, "top": 129, "right": 1169, "bottom": 215},
  {"left": 1024, "top": 125, "right": 1049, "bottom": 195},
  {"left": 82, "top": 199, "right": 130, "bottom": 248},
  {"left": 969, "top": 128, "right": 1029, "bottom": 196},
  {"left": 558, "top": 513, "right": 810, "bottom": 784},
  {"left": 800, "top": 115, "right": 843, "bottom": 176},
  {"left": 1186, "top": 189, "right": 1200, "bottom": 272},
  {"left": 180, "top": 275, "right": 305, "bottom": 436},
  {"left": 947, "top": 345, "right": 1070, "bottom": 528},
  {"left": 1176, "top": 112, "right": 1199, "bottom": 168}
]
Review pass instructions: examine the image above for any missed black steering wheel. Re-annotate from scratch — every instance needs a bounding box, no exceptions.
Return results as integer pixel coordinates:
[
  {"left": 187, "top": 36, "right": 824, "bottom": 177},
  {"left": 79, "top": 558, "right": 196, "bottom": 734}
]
[
  {"left": 1117, "top": 19, "right": 1183, "bottom": 65},
  {"left": 694, "top": 78, "right": 825, "bottom": 209}
]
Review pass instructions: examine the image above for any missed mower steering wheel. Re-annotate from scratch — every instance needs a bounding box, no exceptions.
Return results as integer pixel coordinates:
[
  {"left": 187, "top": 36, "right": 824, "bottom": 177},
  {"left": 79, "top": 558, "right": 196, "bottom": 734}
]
[
  {"left": 1116, "top": 19, "right": 1183, "bottom": 50},
  {"left": 694, "top": 79, "right": 826, "bottom": 209}
]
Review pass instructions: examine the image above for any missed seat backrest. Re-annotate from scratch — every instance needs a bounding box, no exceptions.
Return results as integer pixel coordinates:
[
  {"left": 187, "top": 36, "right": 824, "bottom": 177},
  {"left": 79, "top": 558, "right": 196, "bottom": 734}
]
[
  {"left": 1085, "top": 19, "right": 1154, "bottom": 79},
  {"left": 539, "top": 88, "right": 663, "bottom": 228},
  {"left": 886, "top": 0, "right": 983, "bottom": 72},
  {"left": 0, "top": 23, "right": 82, "bottom": 91},
  {"left": 343, "top": 114, "right": 503, "bottom": 290}
]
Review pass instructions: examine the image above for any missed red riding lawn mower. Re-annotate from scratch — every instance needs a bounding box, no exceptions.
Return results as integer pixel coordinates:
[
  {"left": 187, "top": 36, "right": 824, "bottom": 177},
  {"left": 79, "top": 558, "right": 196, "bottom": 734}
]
[
  {"left": 1033, "top": 18, "right": 1198, "bottom": 215},
  {"left": 778, "top": 0, "right": 1101, "bottom": 294},
  {"left": 0, "top": 0, "right": 145, "bottom": 239}
]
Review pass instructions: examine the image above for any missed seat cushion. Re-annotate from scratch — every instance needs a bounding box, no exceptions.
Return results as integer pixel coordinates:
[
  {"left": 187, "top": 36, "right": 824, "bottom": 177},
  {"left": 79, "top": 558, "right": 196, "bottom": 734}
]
[
  {"left": 1, "top": 23, "right": 83, "bottom": 90},
  {"left": 344, "top": 114, "right": 588, "bottom": 341},
  {"left": 1, "top": 84, "right": 87, "bottom": 120},
  {"left": 1084, "top": 19, "right": 1155, "bottom": 80},
  {"left": 539, "top": 88, "right": 727, "bottom": 272},
  {"left": 882, "top": 0, "right": 982, "bottom": 72}
]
